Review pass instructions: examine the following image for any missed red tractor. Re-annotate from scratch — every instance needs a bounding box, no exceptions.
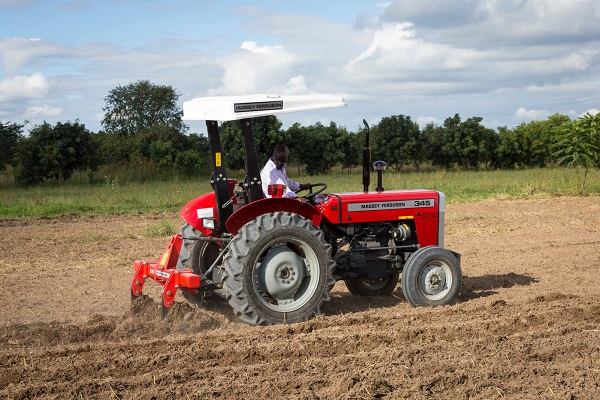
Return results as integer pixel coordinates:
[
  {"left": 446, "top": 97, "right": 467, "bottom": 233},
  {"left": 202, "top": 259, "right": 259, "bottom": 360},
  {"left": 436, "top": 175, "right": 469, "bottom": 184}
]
[{"left": 131, "top": 94, "right": 462, "bottom": 325}]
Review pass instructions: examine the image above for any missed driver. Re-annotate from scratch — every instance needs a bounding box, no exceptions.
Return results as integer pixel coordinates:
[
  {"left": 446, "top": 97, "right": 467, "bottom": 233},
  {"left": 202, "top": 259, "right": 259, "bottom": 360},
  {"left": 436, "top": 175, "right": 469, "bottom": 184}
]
[{"left": 261, "top": 144, "right": 311, "bottom": 198}]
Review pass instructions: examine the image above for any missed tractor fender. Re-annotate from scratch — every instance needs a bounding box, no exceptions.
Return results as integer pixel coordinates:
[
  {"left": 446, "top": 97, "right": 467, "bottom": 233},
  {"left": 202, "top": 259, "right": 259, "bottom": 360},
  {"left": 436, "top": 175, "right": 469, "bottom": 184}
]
[
  {"left": 180, "top": 192, "right": 217, "bottom": 234},
  {"left": 225, "top": 197, "right": 322, "bottom": 235}
]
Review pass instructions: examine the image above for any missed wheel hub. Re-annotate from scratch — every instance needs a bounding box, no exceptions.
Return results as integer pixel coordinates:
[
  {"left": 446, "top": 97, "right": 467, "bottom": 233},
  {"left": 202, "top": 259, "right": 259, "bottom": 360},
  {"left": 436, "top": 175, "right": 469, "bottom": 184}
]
[
  {"left": 257, "top": 246, "right": 306, "bottom": 302},
  {"left": 422, "top": 264, "right": 447, "bottom": 296}
]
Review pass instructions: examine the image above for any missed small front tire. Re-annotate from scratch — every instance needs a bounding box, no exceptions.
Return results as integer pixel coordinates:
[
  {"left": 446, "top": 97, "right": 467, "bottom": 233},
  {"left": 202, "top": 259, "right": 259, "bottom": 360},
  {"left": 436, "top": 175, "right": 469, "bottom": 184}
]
[{"left": 401, "top": 246, "right": 461, "bottom": 307}]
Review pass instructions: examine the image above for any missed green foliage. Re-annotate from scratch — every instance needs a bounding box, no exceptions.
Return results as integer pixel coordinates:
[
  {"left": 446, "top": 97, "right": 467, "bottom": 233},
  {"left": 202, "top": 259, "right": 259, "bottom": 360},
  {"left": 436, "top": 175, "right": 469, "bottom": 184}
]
[
  {"left": 339, "top": 129, "right": 361, "bottom": 172},
  {"left": 422, "top": 122, "right": 450, "bottom": 168},
  {"left": 552, "top": 112, "right": 600, "bottom": 193},
  {"left": 101, "top": 80, "right": 186, "bottom": 136},
  {"left": 90, "top": 80, "right": 212, "bottom": 178},
  {"left": 292, "top": 122, "right": 347, "bottom": 175},
  {"left": 220, "top": 116, "right": 285, "bottom": 171},
  {"left": 372, "top": 115, "right": 422, "bottom": 171},
  {"left": 148, "top": 140, "right": 175, "bottom": 166},
  {"left": 442, "top": 114, "right": 497, "bottom": 169},
  {"left": 16, "top": 121, "right": 96, "bottom": 186},
  {"left": 0, "top": 122, "right": 23, "bottom": 171},
  {"left": 4, "top": 80, "right": 591, "bottom": 187},
  {"left": 492, "top": 126, "right": 522, "bottom": 169}
]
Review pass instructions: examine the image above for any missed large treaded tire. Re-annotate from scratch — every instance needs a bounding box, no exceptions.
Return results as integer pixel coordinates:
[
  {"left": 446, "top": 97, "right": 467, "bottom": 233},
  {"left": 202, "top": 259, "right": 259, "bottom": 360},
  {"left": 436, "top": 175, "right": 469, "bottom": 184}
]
[
  {"left": 176, "top": 223, "right": 220, "bottom": 306},
  {"left": 222, "top": 212, "right": 335, "bottom": 325},
  {"left": 401, "top": 246, "right": 461, "bottom": 307},
  {"left": 344, "top": 273, "right": 399, "bottom": 296}
]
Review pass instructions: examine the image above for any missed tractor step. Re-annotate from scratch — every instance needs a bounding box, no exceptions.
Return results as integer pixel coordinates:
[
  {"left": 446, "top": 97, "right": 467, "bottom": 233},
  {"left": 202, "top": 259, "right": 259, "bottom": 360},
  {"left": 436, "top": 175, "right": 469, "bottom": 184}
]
[{"left": 130, "top": 234, "right": 201, "bottom": 319}]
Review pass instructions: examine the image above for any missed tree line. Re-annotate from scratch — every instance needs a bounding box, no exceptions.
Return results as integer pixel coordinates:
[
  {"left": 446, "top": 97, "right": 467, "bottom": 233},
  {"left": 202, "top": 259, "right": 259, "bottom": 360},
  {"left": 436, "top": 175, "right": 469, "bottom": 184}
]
[{"left": 1, "top": 80, "right": 598, "bottom": 190}]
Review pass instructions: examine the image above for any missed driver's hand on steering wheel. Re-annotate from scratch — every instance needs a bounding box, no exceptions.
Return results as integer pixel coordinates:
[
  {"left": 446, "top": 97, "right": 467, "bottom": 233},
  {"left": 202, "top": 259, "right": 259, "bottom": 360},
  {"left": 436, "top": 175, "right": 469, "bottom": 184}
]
[{"left": 299, "top": 183, "right": 312, "bottom": 190}]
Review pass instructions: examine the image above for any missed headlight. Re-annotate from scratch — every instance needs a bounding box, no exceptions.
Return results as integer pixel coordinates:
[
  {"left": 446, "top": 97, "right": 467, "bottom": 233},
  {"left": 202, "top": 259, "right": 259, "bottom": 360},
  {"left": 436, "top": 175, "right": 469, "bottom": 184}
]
[{"left": 202, "top": 218, "right": 216, "bottom": 230}]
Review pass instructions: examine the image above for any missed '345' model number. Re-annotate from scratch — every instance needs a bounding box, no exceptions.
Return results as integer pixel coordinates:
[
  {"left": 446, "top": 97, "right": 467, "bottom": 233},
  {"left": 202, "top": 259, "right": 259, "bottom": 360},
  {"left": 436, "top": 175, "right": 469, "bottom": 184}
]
[{"left": 414, "top": 200, "right": 432, "bottom": 207}]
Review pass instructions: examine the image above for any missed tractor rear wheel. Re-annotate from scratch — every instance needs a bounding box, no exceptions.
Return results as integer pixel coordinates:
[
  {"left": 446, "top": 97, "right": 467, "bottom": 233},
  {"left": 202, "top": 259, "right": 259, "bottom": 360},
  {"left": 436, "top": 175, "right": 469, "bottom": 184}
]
[
  {"left": 401, "top": 246, "right": 461, "bottom": 307},
  {"left": 177, "top": 223, "right": 220, "bottom": 306},
  {"left": 344, "top": 273, "right": 399, "bottom": 296},
  {"left": 222, "top": 212, "right": 335, "bottom": 325}
]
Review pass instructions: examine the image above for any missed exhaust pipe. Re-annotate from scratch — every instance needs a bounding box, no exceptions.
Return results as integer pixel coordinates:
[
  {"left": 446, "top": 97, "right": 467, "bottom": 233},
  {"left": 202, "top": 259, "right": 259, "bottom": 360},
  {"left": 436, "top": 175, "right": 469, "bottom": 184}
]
[{"left": 362, "top": 119, "right": 371, "bottom": 193}]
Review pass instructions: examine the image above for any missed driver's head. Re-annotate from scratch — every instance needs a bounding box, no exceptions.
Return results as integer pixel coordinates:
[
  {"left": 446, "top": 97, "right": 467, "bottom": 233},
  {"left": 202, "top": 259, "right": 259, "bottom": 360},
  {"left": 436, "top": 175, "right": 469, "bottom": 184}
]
[{"left": 271, "top": 145, "right": 289, "bottom": 170}]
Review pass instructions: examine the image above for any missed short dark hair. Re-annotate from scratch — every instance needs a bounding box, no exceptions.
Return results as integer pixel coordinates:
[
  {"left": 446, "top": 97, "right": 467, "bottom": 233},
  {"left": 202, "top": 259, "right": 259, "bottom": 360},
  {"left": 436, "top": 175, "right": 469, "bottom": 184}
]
[{"left": 272, "top": 145, "right": 289, "bottom": 163}]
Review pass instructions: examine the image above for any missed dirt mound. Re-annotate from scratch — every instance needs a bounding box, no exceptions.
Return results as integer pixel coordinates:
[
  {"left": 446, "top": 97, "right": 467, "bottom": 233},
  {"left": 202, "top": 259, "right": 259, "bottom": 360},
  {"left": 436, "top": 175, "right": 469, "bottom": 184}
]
[{"left": 1, "top": 196, "right": 599, "bottom": 399}]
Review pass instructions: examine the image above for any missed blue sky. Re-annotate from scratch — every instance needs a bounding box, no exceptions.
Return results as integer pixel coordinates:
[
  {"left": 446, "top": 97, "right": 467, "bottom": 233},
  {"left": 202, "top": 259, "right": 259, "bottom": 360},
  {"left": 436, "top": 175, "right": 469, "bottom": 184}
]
[{"left": 1, "top": 0, "right": 599, "bottom": 135}]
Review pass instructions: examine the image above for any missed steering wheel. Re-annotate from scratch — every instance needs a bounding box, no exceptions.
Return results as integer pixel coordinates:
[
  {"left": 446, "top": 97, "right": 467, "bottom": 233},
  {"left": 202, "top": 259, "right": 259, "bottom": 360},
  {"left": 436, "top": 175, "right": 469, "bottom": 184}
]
[{"left": 296, "top": 183, "right": 328, "bottom": 201}]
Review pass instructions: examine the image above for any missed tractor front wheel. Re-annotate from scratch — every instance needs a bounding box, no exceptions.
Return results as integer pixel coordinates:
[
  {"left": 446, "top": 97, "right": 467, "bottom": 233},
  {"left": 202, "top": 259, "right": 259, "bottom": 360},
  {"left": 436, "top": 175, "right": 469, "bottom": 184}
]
[
  {"left": 222, "top": 212, "right": 335, "bottom": 325},
  {"left": 401, "top": 246, "right": 461, "bottom": 307}
]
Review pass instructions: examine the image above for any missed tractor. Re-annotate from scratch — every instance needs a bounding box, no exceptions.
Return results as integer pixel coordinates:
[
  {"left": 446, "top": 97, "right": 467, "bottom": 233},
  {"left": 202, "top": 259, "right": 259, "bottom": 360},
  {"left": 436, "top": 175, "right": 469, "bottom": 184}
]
[{"left": 131, "top": 94, "right": 462, "bottom": 325}]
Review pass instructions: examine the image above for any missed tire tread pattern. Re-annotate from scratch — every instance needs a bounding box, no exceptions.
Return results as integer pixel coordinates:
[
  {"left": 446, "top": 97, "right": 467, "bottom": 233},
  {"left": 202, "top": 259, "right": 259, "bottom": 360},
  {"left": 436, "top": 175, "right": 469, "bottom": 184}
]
[{"left": 222, "top": 212, "right": 335, "bottom": 325}]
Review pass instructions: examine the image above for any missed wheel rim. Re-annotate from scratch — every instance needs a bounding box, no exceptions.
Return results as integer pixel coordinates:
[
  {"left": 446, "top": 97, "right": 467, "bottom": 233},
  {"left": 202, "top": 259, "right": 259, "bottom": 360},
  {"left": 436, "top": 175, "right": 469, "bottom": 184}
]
[
  {"left": 419, "top": 261, "right": 453, "bottom": 301},
  {"left": 254, "top": 237, "right": 320, "bottom": 313}
]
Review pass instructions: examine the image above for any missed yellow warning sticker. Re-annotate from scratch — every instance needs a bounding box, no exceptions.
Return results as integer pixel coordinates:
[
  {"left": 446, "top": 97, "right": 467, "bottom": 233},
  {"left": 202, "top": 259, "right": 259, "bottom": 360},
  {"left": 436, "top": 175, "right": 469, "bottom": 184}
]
[
  {"left": 159, "top": 251, "right": 170, "bottom": 266},
  {"left": 215, "top": 152, "right": 222, "bottom": 167}
]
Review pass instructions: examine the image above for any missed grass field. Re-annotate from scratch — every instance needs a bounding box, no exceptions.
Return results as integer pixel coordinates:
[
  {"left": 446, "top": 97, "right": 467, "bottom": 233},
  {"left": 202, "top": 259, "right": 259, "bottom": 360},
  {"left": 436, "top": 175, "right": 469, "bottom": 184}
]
[{"left": 1, "top": 167, "right": 598, "bottom": 219}]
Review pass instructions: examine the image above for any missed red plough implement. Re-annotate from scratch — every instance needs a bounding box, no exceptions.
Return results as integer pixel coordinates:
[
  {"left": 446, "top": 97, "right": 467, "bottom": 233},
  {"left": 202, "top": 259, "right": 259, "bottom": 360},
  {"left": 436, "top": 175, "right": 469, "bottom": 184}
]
[{"left": 131, "top": 234, "right": 201, "bottom": 319}]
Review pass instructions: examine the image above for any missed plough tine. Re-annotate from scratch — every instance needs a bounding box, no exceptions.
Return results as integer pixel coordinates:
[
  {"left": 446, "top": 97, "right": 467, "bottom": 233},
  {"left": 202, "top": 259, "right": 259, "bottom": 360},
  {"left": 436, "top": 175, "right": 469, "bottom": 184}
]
[{"left": 161, "top": 303, "right": 170, "bottom": 320}]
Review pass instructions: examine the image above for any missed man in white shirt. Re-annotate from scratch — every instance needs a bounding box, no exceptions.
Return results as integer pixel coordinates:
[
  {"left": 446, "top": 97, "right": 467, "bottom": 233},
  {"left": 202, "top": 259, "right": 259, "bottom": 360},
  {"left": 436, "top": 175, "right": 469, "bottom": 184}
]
[{"left": 261, "top": 145, "right": 311, "bottom": 198}]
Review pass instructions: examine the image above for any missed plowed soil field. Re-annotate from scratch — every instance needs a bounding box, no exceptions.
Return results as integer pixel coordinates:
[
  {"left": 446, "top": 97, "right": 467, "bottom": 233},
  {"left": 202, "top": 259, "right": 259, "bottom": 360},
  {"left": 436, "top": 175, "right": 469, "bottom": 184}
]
[{"left": 1, "top": 197, "right": 599, "bottom": 399}]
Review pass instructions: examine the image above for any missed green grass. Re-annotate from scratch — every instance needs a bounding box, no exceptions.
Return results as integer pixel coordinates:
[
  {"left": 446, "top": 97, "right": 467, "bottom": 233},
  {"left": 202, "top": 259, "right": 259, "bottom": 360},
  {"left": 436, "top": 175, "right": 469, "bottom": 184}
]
[
  {"left": 1, "top": 168, "right": 598, "bottom": 219},
  {"left": 143, "top": 222, "right": 176, "bottom": 238}
]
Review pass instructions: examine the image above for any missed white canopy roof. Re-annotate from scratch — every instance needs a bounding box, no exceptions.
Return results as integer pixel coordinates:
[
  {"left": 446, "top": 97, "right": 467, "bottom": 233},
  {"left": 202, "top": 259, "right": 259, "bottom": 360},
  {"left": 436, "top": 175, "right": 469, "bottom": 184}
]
[{"left": 182, "top": 94, "right": 346, "bottom": 121}]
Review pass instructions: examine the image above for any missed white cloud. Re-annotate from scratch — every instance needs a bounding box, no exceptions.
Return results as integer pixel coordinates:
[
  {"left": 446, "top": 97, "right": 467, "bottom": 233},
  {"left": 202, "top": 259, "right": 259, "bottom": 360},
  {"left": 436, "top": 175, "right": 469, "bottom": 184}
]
[
  {"left": 383, "top": 0, "right": 600, "bottom": 47},
  {"left": 240, "top": 41, "right": 283, "bottom": 54},
  {"left": 279, "top": 75, "right": 310, "bottom": 95},
  {"left": 580, "top": 108, "right": 599, "bottom": 117},
  {"left": 208, "top": 41, "right": 296, "bottom": 95},
  {"left": 515, "top": 107, "right": 550, "bottom": 121},
  {"left": 27, "top": 104, "right": 63, "bottom": 117},
  {"left": 416, "top": 116, "right": 441, "bottom": 127},
  {"left": 0, "top": 73, "right": 49, "bottom": 101},
  {"left": 343, "top": 22, "right": 480, "bottom": 90},
  {"left": 0, "top": 37, "right": 66, "bottom": 77},
  {"left": 1, "top": 1, "right": 599, "bottom": 133}
]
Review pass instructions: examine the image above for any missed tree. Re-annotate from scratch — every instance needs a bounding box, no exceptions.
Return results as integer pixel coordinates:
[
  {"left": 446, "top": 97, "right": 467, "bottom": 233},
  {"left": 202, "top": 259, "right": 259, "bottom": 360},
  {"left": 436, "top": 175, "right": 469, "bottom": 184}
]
[
  {"left": 339, "top": 129, "right": 361, "bottom": 173},
  {"left": 492, "top": 126, "right": 522, "bottom": 169},
  {"left": 0, "top": 121, "right": 23, "bottom": 170},
  {"left": 175, "top": 133, "right": 210, "bottom": 176},
  {"left": 510, "top": 115, "right": 569, "bottom": 168},
  {"left": 17, "top": 121, "right": 95, "bottom": 185},
  {"left": 443, "top": 114, "right": 496, "bottom": 169},
  {"left": 285, "top": 122, "right": 305, "bottom": 174},
  {"left": 220, "top": 116, "right": 285, "bottom": 171},
  {"left": 372, "top": 115, "right": 421, "bottom": 171},
  {"left": 101, "top": 80, "right": 186, "bottom": 137},
  {"left": 422, "top": 122, "right": 451, "bottom": 168},
  {"left": 552, "top": 112, "right": 599, "bottom": 194},
  {"left": 294, "top": 122, "right": 345, "bottom": 175}
]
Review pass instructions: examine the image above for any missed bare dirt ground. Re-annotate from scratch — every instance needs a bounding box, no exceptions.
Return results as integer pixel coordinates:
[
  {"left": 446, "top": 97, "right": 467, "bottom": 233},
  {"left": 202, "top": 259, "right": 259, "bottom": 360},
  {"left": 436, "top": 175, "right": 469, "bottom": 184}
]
[{"left": 1, "top": 196, "right": 599, "bottom": 399}]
